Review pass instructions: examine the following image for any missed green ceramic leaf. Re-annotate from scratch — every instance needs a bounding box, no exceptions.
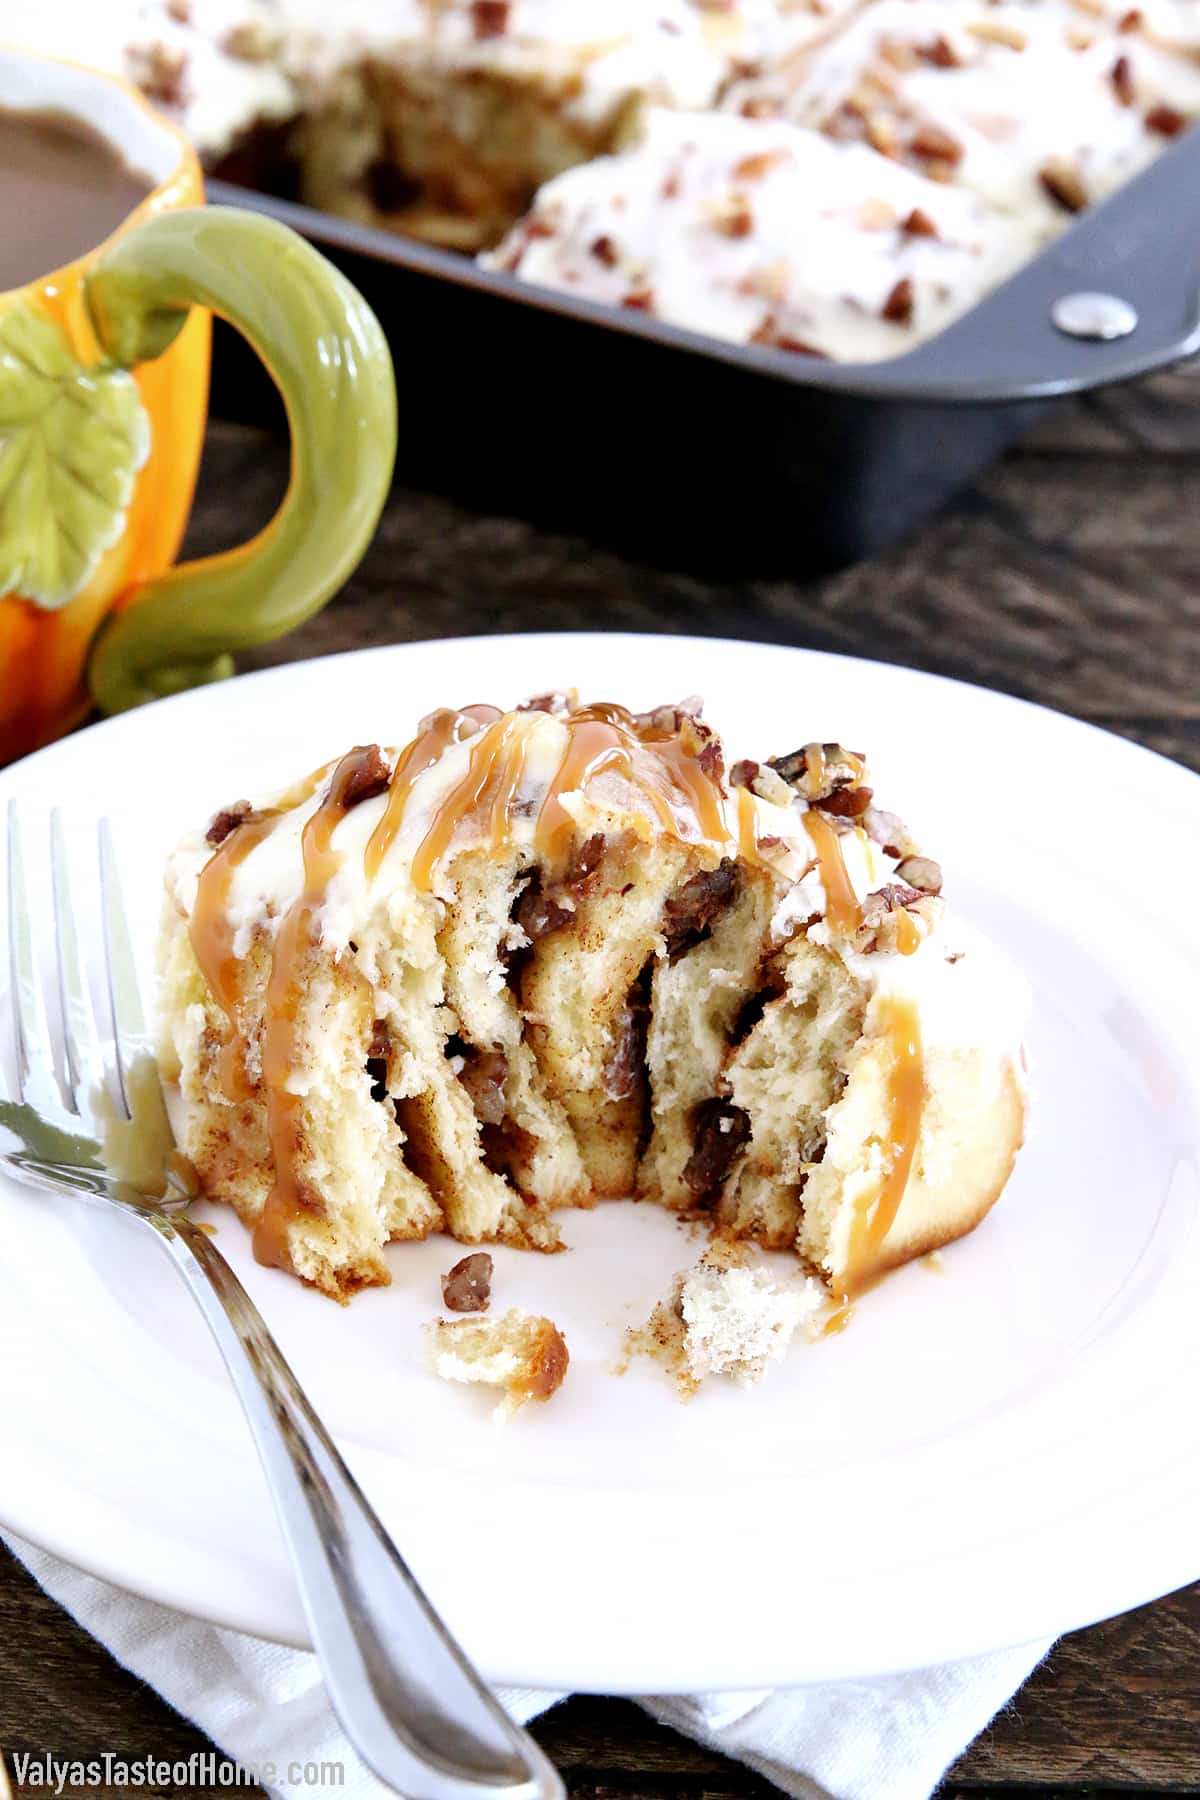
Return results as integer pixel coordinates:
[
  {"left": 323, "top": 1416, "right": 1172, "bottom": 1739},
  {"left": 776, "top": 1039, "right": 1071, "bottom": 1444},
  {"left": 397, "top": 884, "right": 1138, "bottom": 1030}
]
[{"left": 0, "top": 303, "right": 150, "bottom": 609}]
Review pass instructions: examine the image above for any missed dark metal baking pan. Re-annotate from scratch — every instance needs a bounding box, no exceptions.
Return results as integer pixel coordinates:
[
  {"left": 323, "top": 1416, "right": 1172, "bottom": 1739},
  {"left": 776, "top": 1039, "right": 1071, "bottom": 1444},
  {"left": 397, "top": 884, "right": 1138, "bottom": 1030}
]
[{"left": 205, "top": 126, "right": 1200, "bottom": 574}]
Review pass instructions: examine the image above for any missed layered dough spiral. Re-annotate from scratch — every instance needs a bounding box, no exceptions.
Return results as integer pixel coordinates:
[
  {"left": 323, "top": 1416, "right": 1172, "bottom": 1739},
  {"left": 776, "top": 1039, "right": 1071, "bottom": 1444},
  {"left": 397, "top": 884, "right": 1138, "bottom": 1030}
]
[{"left": 158, "top": 693, "right": 1029, "bottom": 1303}]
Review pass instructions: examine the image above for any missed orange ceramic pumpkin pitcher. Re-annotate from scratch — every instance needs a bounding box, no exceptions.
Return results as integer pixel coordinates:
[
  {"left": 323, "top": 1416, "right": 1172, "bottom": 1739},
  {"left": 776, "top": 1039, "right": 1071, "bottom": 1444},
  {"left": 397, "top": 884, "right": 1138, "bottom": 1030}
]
[{"left": 0, "top": 48, "right": 396, "bottom": 765}]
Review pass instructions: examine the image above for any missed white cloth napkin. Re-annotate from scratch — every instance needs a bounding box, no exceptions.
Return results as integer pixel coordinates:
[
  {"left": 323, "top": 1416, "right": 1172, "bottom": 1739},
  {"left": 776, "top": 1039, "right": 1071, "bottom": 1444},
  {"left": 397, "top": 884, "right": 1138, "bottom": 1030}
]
[{"left": 4, "top": 1532, "right": 1049, "bottom": 1800}]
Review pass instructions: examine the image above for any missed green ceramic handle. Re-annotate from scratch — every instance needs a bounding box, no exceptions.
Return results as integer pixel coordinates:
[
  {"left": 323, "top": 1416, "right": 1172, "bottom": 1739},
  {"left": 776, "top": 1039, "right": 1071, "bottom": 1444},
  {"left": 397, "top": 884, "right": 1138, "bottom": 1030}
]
[{"left": 85, "top": 207, "right": 396, "bottom": 714}]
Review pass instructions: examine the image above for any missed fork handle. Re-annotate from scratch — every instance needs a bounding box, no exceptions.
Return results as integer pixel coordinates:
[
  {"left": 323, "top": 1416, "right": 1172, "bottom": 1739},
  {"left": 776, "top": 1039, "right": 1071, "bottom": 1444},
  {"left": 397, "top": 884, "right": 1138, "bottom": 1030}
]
[{"left": 149, "top": 1213, "right": 563, "bottom": 1800}]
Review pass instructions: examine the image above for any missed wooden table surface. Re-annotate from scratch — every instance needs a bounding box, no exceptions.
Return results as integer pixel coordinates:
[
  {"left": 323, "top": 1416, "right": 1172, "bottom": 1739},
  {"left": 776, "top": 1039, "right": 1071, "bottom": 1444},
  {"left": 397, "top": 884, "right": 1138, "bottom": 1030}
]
[{"left": 3, "top": 362, "right": 1199, "bottom": 1797}]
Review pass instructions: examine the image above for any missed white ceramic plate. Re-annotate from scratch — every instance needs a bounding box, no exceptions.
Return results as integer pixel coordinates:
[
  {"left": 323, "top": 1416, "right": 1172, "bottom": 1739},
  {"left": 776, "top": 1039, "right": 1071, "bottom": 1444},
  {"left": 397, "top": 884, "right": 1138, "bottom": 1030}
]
[{"left": 1, "top": 633, "right": 1197, "bottom": 1694}]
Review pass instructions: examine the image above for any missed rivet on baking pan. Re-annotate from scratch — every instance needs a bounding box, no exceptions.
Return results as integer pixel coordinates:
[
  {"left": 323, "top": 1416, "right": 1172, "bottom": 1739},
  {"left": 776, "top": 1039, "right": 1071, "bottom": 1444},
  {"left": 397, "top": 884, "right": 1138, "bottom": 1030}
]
[{"left": 1051, "top": 292, "right": 1139, "bottom": 341}]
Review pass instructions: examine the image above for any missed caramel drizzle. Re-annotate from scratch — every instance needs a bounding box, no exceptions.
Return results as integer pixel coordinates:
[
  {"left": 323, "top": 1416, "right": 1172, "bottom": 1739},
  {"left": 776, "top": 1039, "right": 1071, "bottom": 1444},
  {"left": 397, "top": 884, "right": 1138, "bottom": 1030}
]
[
  {"left": 376, "top": 701, "right": 742, "bottom": 888},
  {"left": 364, "top": 705, "right": 500, "bottom": 883},
  {"left": 802, "top": 807, "right": 861, "bottom": 935},
  {"left": 843, "top": 995, "right": 925, "bottom": 1297},
  {"left": 188, "top": 765, "right": 331, "bottom": 1100},
  {"left": 894, "top": 908, "right": 921, "bottom": 956},
  {"left": 254, "top": 747, "right": 385, "bottom": 1271},
  {"left": 410, "top": 714, "right": 536, "bottom": 890}
]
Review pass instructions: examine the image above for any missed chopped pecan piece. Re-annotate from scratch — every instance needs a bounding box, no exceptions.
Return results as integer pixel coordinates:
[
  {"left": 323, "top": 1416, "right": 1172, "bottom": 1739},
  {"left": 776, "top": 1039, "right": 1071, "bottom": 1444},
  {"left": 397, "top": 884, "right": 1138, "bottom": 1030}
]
[
  {"left": 590, "top": 234, "right": 618, "bottom": 266},
  {"left": 458, "top": 1050, "right": 509, "bottom": 1127},
  {"left": 967, "top": 16, "right": 1027, "bottom": 48},
  {"left": 862, "top": 806, "right": 921, "bottom": 860},
  {"left": 901, "top": 206, "right": 939, "bottom": 238},
  {"left": 710, "top": 192, "right": 755, "bottom": 237},
  {"left": 854, "top": 885, "right": 943, "bottom": 953},
  {"left": 632, "top": 704, "right": 724, "bottom": 785},
  {"left": 1146, "top": 104, "right": 1187, "bottom": 136},
  {"left": 512, "top": 877, "right": 572, "bottom": 943},
  {"left": 1039, "top": 158, "right": 1088, "bottom": 212},
  {"left": 622, "top": 288, "right": 655, "bottom": 312},
  {"left": 910, "top": 123, "right": 964, "bottom": 165},
  {"left": 769, "top": 742, "right": 867, "bottom": 803},
  {"left": 441, "top": 1252, "right": 493, "bottom": 1313},
  {"left": 751, "top": 317, "right": 830, "bottom": 357},
  {"left": 340, "top": 744, "right": 392, "bottom": 808},
  {"left": 517, "top": 688, "right": 578, "bottom": 716},
  {"left": 1111, "top": 54, "right": 1135, "bottom": 105},
  {"left": 471, "top": 0, "right": 510, "bottom": 38},
  {"left": 859, "top": 195, "right": 900, "bottom": 230},
  {"left": 683, "top": 1099, "right": 752, "bottom": 1196},
  {"left": 894, "top": 854, "right": 943, "bottom": 894},
  {"left": 662, "top": 862, "right": 739, "bottom": 961},
  {"left": 730, "top": 760, "right": 794, "bottom": 807},
  {"left": 817, "top": 784, "right": 875, "bottom": 818},
  {"left": 128, "top": 41, "right": 187, "bottom": 105},
  {"left": 632, "top": 699, "right": 703, "bottom": 734},
  {"left": 205, "top": 800, "right": 252, "bottom": 847},
  {"left": 733, "top": 149, "right": 791, "bottom": 181},
  {"left": 919, "top": 33, "right": 961, "bottom": 65},
  {"left": 510, "top": 833, "right": 606, "bottom": 950},
  {"left": 866, "top": 112, "right": 900, "bottom": 156},
  {"left": 604, "top": 972, "right": 651, "bottom": 1102},
  {"left": 882, "top": 277, "right": 915, "bottom": 325},
  {"left": 221, "top": 19, "right": 275, "bottom": 58},
  {"left": 698, "top": 737, "right": 725, "bottom": 782}
]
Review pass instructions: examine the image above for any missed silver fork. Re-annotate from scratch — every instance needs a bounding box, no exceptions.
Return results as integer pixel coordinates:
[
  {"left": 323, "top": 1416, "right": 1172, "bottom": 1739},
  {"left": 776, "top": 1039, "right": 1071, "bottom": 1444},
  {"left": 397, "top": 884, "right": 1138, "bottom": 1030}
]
[{"left": 0, "top": 804, "right": 563, "bottom": 1800}]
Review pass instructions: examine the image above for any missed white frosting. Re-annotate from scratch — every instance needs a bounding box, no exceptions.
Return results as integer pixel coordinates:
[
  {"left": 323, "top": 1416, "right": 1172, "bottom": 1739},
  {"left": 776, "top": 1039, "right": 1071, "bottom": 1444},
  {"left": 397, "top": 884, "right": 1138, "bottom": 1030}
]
[
  {"left": 13, "top": 0, "right": 298, "bottom": 156},
  {"left": 9, "top": 0, "right": 776, "bottom": 150},
  {"left": 727, "top": 0, "right": 1200, "bottom": 229},
  {"left": 309, "top": 0, "right": 777, "bottom": 118},
  {"left": 168, "top": 710, "right": 821, "bottom": 952},
  {"left": 485, "top": 108, "right": 1039, "bottom": 361},
  {"left": 166, "top": 707, "right": 1030, "bottom": 1073}
]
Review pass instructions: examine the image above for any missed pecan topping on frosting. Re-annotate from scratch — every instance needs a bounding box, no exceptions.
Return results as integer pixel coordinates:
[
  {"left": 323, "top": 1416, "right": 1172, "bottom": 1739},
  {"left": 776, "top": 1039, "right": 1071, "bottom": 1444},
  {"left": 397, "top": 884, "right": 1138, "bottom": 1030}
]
[
  {"left": 769, "top": 742, "right": 868, "bottom": 805},
  {"left": 633, "top": 702, "right": 725, "bottom": 785},
  {"left": 862, "top": 807, "right": 920, "bottom": 860},
  {"left": 518, "top": 688, "right": 578, "bottom": 716},
  {"left": 470, "top": 0, "right": 510, "bottom": 39},
  {"left": 882, "top": 277, "right": 915, "bottom": 326},
  {"left": 1146, "top": 104, "right": 1187, "bottom": 137},
  {"left": 854, "top": 885, "right": 943, "bottom": 953},
  {"left": 205, "top": 801, "right": 252, "bottom": 847},
  {"left": 1039, "top": 158, "right": 1088, "bottom": 212},
  {"left": 731, "top": 759, "right": 794, "bottom": 807},
  {"left": 894, "top": 855, "right": 943, "bottom": 895},
  {"left": 339, "top": 745, "right": 392, "bottom": 809}
]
